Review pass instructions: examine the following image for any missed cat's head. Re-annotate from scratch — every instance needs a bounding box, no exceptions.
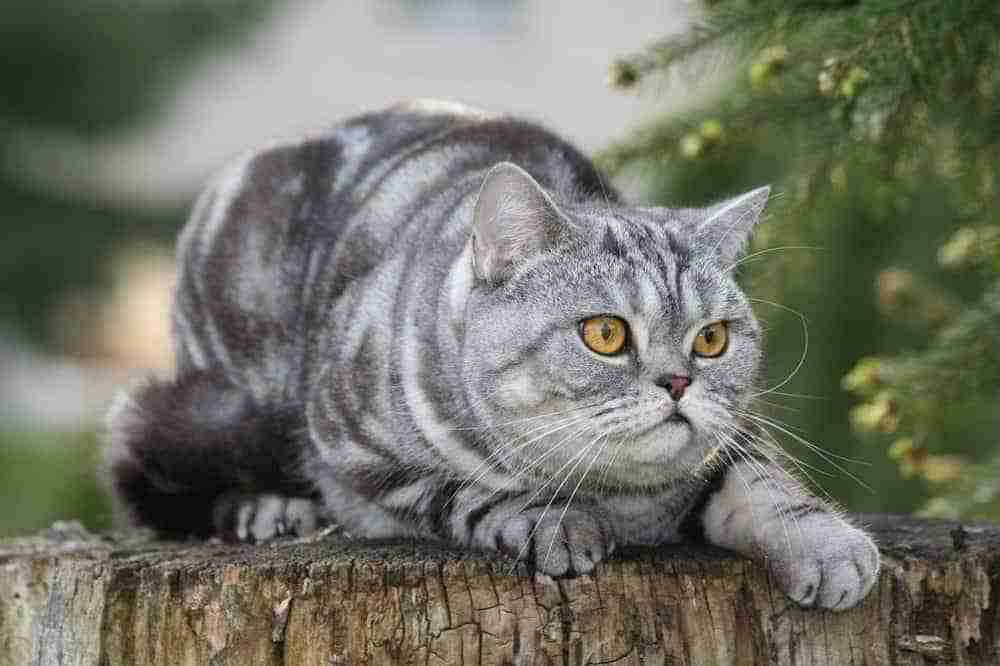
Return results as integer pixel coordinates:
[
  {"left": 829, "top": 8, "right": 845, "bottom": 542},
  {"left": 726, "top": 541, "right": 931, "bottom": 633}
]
[{"left": 462, "top": 163, "right": 768, "bottom": 490}]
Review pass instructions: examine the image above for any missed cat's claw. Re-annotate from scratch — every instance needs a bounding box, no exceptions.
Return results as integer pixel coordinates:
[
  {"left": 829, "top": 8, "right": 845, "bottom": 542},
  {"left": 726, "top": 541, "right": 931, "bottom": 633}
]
[
  {"left": 497, "top": 507, "right": 614, "bottom": 577},
  {"left": 769, "top": 520, "right": 880, "bottom": 611},
  {"left": 218, "top": 494, "right": 319, "bottom": 543}
]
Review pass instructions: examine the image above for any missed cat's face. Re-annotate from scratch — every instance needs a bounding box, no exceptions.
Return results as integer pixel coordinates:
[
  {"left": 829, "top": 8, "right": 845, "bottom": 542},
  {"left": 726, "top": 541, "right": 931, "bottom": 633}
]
[{"left": 462, "top": 164, "right": 767, "bottom": 490}]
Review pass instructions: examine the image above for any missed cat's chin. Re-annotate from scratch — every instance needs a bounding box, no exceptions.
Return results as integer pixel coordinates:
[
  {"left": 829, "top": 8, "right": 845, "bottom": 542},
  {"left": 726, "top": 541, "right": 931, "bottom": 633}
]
[
  {"left": 497, "top": 421, "right": 699, "bottom": 489},
  {"left": 626, "top": 419, "right": 693, "bottom": 463},
  {"left": 596, "top": 428, "right": 711, "bottom": 488}
]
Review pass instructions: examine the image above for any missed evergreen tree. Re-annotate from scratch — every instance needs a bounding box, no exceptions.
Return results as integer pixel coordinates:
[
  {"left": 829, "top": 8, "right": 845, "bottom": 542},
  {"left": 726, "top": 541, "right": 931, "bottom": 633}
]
[
  {"left": 0, "top": 1, "right": 273, "bottom": 346},
  {"left": 0, "top": 1, "right": 275, "bottom": 537},
  {"left": 602, "top": 0, "right": 1000, "bottom": 517}
]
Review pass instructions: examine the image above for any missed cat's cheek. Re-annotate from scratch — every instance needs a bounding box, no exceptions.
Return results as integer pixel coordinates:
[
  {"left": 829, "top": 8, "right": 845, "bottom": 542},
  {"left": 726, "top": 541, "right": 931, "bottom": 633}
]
[{"left": 495, "top": 366, "right": 548, "bottom": 411}]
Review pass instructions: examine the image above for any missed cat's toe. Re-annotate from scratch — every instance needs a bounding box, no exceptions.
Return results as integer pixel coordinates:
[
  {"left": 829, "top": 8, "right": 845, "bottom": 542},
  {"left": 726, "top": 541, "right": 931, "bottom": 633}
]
[
  {"left": 533, "top": 520, "right": 605, "bottom": 576},
  {"left": 822, "top": 559, "right": 868, "bottom": 611},
  {"left": 249, "top": 495, "right": 287, "bottom": 541},
  {"left": 495, "top": 515, "right": 573, "bottom": 576},
  {"left": 233, "top": 498, "right": 257, "bottom": 542},
  {"left": 284, "top": 498, "right": 319, "bottom": 535},
  {"left": 221, "top": 494, "right": 320, "bottom": 543},
  {"left": 779, "top": 560, "right": 822, "bottom": 607},
  {"left": 532, "top": 520, "right": 573, "bottom": 577},
  {"left": 821, "top": 530, "right": 879, "bottom": 611},
  {"left": 567, "top": 536, "right": 611, "bottom": 576},
  {"left": 564, "top": 517, "right": 615, "bottom": 575}
]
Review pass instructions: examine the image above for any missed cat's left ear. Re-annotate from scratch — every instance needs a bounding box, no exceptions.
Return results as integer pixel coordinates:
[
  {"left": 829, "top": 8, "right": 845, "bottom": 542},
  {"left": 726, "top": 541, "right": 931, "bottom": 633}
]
[
  {"left": 694, "top": 186, "right": 771, "bottom": 264},
  {"left": 470, "top": 162, "right": 566, "bottom": 284}
]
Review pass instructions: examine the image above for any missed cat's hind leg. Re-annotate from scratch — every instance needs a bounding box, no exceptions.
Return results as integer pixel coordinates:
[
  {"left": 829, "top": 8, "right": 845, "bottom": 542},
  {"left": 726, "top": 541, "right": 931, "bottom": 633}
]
[
  {"left": 106, "top": 370, "right": 321, "bottom": 540},
  {"left": 212, "top": 493, "right": 319, "bottom": 543}
]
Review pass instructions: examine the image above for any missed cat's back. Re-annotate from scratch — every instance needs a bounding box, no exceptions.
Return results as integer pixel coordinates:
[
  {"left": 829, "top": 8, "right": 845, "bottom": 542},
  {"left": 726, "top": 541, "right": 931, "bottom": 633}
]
[
  {"left": 170, "top": 100, "right": 607, "bottom": 391},
  {"left": 174, "top": 100, "right": 487, "bottom": 302}
]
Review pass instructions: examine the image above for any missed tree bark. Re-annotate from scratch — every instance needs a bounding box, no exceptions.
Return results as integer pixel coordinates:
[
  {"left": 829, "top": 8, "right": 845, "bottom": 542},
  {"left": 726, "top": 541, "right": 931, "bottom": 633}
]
[{"left": 1, "top": 515, "right": 998, "bottom": 665}]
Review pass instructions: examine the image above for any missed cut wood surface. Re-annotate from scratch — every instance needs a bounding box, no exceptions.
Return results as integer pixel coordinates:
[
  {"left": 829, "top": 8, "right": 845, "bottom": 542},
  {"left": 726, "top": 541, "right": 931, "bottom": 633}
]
[{"left": 1, "top": 515, "right": 998, "bottom": 665}]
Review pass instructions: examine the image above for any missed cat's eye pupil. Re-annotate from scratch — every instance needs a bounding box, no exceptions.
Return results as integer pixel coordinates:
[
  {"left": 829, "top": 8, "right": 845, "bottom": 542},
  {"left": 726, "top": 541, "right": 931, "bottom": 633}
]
[
  {"left": 601, "top": 322, "right": 612, "bottom": 341},
  {"left": 703, "top": 328, "right": 714, "bottom": 343}
]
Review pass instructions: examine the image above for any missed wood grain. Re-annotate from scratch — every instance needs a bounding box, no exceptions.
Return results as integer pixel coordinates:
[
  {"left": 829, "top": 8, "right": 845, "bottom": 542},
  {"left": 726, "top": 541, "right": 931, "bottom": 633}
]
[{"left": 1, "top": 515, "right": 998, "bottom": 665}]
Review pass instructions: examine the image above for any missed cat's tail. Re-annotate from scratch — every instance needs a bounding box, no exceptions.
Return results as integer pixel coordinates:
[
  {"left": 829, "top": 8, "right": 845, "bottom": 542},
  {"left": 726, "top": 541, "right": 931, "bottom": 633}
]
[{"left": 105, "top": 370, "right": 315, "bottom": 539}]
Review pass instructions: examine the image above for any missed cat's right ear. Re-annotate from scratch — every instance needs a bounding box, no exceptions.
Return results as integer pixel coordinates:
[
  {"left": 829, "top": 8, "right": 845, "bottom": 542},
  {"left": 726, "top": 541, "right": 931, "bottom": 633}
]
[
  {"left": 693, "top": 186, "right": 771, "bottom": 264},
  {"left": 471, "top": 162, "right": 564, "bottom": 284}
]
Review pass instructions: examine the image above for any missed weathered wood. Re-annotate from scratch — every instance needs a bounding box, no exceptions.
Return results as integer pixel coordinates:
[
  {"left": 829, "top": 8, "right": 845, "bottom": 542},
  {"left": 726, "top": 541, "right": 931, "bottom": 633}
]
[{"left": 1, "top": 515, "right": 998, "bottom": 665}]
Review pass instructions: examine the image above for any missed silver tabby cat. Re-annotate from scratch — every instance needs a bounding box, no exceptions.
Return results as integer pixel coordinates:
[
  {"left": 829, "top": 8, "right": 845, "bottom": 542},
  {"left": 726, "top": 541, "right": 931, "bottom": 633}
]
[{"left": 108, "top": 100, "right": 879, "bottom": 610}]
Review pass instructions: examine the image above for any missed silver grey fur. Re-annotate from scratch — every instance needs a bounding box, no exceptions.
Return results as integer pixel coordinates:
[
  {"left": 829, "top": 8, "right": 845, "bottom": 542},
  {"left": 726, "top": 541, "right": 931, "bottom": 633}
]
[{"left": 107, "top": 100, "right": 879, "bottom": 610}]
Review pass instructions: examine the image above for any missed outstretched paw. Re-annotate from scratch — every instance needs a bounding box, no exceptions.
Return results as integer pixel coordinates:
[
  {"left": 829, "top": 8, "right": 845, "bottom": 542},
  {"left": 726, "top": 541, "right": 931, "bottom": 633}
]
[
  {"left": 495, "top": 507, "right": 614, "bottom": 577},
  {"left": 769, "top": 518, "right": 880, "bottom": 611},
  {"left": 215, "top": 494, "right": 320, "bottom": 543}
]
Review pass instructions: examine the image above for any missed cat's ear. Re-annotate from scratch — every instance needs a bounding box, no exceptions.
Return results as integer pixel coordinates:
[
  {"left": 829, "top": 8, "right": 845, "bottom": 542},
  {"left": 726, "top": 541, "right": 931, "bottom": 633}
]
[
  {"left": 694, "top": 186, "right": 771, "bottom": 264},
  {"left": 471, "top": 162, "right": 564, "bottom": 284}
]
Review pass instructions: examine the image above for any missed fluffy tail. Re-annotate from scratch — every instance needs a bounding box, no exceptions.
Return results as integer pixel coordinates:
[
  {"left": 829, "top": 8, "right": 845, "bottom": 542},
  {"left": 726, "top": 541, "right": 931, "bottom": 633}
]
[{"left": 105, "top": 370, "right": 313, "bottom": 538}]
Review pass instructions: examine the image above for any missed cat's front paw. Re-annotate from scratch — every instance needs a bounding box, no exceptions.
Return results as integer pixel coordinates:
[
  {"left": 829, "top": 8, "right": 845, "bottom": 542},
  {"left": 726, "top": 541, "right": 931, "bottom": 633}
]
[
  {"left": 496, "top": 507, "right": 614, "bottom": 577},
  {"left": 768, "top": 518, "right": 880, "bottom": 611}
]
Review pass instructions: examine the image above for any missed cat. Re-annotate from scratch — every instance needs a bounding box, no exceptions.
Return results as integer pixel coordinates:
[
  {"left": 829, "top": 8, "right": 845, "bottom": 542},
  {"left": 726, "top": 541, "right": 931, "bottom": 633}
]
[{"left": 107, "top": 99, "right": 879, "bottom": 611}]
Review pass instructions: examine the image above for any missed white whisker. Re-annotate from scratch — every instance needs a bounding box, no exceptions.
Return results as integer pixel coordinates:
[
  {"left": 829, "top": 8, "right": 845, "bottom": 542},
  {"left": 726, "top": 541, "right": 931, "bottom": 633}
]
[
  {"left": 723, "top": 245, "right": 823, "bottom": 274},
  {"left": 542, "top": 432, "right": 610, "bottom": 569},
  {"left": 749, "top": 297, "right": 810, "bottom": 399},
  {"left": 505, "top": 433, "right": 604, "bottom": 574},
  {"left": 714, "top": 427, "right": 801, "bottom": 555},
  {"left": 734, "top": 409, "right": 874, "bottom": 493}
]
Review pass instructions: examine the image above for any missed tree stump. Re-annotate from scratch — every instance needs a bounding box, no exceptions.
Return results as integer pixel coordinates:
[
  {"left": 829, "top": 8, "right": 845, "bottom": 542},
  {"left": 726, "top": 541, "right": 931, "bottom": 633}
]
[{"left": 1, "top": 515, "right": 998, "bottom": 665}]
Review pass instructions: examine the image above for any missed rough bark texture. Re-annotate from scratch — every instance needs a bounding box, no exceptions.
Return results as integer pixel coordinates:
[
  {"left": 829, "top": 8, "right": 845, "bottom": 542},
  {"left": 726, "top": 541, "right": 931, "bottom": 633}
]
[{"left": 1, "top": 515, "right": 998, "bottom": 665}]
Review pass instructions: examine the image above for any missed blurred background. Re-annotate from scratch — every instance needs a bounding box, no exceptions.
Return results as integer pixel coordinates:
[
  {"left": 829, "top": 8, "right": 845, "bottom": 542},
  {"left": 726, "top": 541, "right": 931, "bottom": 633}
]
[{"left": 2, "top": 0, "right": 998, "bottom": 537}]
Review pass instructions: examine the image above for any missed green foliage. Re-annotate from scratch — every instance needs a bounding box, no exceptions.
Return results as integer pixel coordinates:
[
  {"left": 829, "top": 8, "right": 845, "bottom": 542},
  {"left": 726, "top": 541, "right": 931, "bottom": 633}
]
[
  {"left": 0, "top": 1, "right": 277, "bottom": 536},
  {"left": 0, "top": 431, "right": 112, "bottom": 537},
  {"left": 0, "top": 0, "right": 273, "bottom": 134},
  {"left": 844, "top": 247, "right": 1000, "bottom": 518},
  {"left": 0, "top": 1, "right": 274, "bottom": 347},
  {"left": 603, "top": 0, "right": 1000, "bottom": 516}
]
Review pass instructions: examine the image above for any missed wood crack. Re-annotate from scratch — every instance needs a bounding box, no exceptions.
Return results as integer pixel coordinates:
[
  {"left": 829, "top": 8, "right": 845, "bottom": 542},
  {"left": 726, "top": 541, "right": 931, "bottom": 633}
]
[{"left": 2, "top": 515, "right": 999, "bottom": 664}]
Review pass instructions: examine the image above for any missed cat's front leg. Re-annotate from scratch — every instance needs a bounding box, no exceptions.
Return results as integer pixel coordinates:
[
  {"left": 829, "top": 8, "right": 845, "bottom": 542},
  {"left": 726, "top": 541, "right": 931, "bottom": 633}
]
[
  {"left": 453, "top": 491, "right": 615, "bottom": 576},
  {"left": 700, "top": 459, "right": 880, "bottom": 610}
]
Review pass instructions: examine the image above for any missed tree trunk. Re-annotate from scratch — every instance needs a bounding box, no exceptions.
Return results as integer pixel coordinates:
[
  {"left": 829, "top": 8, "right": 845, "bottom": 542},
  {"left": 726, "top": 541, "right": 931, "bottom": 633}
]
[{"left": 1, "top": 515, "right": 998, "bottom": 665}]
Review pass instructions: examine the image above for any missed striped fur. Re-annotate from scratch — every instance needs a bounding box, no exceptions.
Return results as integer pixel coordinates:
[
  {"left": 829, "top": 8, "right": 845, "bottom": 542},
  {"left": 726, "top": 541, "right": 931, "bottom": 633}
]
[{"left": 107, "top": 100, "right": 878, "bottom": 608}]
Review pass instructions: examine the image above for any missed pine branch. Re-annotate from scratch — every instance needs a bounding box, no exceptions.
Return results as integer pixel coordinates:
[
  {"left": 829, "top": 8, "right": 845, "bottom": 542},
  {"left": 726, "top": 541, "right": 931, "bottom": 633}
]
[{"left": 607, "top": 0, "right": 1000, "bottom": 518}]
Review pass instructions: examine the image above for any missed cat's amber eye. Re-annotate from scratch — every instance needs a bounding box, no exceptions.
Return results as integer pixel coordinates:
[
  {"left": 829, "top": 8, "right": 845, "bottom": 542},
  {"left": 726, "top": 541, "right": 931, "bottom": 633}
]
[
  {"left": 580, "top": 316, "right": 628, "bottom": 355},
  {"left": 692, "top": 321, "right": 729, "bottom": 358}
]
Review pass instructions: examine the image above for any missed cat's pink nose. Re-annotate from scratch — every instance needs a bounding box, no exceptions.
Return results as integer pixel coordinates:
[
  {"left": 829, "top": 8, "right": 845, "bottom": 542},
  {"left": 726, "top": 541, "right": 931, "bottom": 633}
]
[{"left": 658, "top": 374, "right": 691, "bottom": 401}]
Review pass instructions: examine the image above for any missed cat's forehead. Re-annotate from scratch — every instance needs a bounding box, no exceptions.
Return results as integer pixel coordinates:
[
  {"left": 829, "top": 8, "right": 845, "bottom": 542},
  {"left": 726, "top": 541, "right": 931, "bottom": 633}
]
[
  {"left": 511, "top": 215, "right": 742, "bottom": 323},
  {"left": 571, "top": 205, "right": 703, "bottom": 273}
]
